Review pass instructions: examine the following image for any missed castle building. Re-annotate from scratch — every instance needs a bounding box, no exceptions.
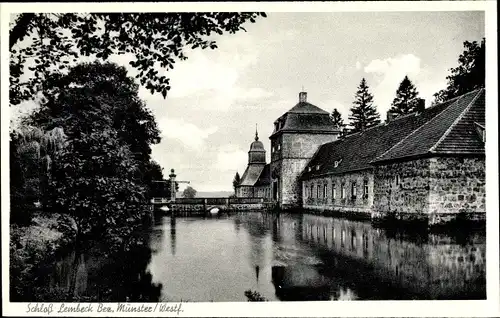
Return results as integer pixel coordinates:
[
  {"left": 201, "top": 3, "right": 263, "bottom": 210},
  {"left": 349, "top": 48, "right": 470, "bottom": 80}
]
[
  {"left": 235, "top": 130, "right": 271, "bottom": 199},
  {"left": 235, "top": 89, "right": 485, "bottom": 226},
  {"left": 269, "top": 92, "right": 341, "bottom": 209}
]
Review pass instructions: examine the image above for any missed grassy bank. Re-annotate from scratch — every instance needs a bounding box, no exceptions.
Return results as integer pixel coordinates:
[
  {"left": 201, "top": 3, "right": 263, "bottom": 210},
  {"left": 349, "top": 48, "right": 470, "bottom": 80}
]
[{"left": 9, "top": 212, "right": 77, "bottom": 301}]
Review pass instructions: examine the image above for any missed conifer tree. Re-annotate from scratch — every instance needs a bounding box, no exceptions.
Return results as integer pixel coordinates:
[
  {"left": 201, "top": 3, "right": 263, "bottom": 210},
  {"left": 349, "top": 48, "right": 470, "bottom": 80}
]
[
  {"left": 390, "top": 76, "right": 420, "bottom": 116},
  {"left": 233, "top": 172, "right": 241, "bottom": 193},
  {"left": 330, "top": 108, "right": 345, "bottom": 130},
  {"left": 348, "top": 78, "right": 381, "bottom": 133}
]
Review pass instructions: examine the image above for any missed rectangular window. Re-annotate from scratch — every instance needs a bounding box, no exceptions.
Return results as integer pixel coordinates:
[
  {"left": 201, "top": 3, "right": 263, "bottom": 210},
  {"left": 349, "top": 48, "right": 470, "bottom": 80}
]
[
  {"left": 363, "top": 179, "right": 369, "bottom": 199},
  {"left": 311, "top": 184, "right": 314, "bottom": 198},
  {"left": 395, "top": 174, "right": 401, "bottom": 185},
  {"left": 341, "top": 183, "right": 345, "bottom": 199},
  {"left": 351, "top": 182, "right": 357, "bottom": 201},
  {"left": 323, "top": 184, "right": 328, "bottom": 198},
  {"left": 332, "top": 183, "right": 337, "bottom": 200},
  {"left": 317, "top": 184, "right": 321, "bottom": 198}
]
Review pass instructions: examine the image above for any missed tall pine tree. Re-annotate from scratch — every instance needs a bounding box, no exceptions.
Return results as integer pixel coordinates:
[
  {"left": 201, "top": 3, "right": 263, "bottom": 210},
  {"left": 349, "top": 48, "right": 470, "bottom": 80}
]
[
  {"left": 233, "top": 172, "right": 241, "bottom": 193},
  {"left": 348, "top": 78, "right": 381, "bottom": 133},
  {"left": 330, "top": 108, "right": 345, "bottom": 130},
  {"left": 390, "top": 76, "right": 420, "bottom": 116}
]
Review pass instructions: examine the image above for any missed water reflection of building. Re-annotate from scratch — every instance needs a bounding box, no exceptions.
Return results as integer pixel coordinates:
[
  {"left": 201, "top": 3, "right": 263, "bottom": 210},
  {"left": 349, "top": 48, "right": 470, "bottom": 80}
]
[
  {"left": 234, "top": 213, "right": 268, "bottom": 284},
  {"left": 297, "top": 214, "right": 486, "bottom": 299},
  {"left": 250, "top": 212, "right": 485, "bottom": 300},
  {"left": 170, "top": 216, "right": 176, "bottom": 256}
]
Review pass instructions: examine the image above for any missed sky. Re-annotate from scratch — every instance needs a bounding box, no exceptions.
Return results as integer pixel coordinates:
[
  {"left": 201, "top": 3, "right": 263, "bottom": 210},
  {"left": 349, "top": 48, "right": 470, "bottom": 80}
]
[{"left": 11, "top": 11, "right": 485, "bottom": 192}]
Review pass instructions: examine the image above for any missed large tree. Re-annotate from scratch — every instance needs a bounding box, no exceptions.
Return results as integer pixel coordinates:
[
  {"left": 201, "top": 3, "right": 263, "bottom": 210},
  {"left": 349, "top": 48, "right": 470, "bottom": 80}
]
[
  {"left": 29, "top": 62, "right": 161, "bottom": 239},
  {"left": 9, "top": 12, "right": 267, "bottom": 105},
  {"left": 9, "top": 126, "right": 66, "bottom": 224},
  {"left": 330, "top": 108, "right": 345, "bottom": 130},
  {"left": 389, "top": 76, "right": 420, "bottom": 116},
  {"left": 433, "top": 38, "right": 485, "bottom": 104},
  {"left": 348, "top": 78, "right": 381, "bottom": 133}
]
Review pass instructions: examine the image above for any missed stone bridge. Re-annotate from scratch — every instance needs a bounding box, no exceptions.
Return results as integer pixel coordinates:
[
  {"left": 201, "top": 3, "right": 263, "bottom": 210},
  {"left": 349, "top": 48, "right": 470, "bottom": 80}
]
[{"left": 152, "top": 197, "right": 276, "bottom": 216}]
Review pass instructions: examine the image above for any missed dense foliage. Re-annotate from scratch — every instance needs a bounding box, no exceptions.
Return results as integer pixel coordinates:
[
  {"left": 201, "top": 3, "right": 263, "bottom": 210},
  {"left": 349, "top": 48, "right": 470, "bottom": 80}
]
[
  {"left": 10, "top": 12, "right": 267, "bottom": 105},
  {"left": 348, "top": 78, "right": 381, "bottom": 133},
  {"left": 182, "top": 186, "right": 197, "bottom": 199},
  {"left": 433, "top": 38, "right": 485, "bottom": 103},
  {"left": 25, "top": 62, "right": 162, "bottom": 239},
  {"left": 389, "top": 76, "right": 421, "bottom": 116},
  {"left": 10, "top": 126, "right": 66, "bottom": 224}
]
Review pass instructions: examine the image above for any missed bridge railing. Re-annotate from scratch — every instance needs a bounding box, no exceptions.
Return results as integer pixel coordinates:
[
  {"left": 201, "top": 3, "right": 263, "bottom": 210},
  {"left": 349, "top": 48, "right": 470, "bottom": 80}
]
[
  {"left": 151, "top": 197, "right": 171, "bottom": 204},
  {"left": 172, "top": 197, "right": 265, "bottom": 205}
]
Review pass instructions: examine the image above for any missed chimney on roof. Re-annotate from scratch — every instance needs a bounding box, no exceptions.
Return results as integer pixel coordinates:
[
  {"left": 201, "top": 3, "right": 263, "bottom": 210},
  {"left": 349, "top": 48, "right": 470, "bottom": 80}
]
[
  {"left": 299, "top": 91, "right": 307, "bottom": 103},
  {"left": 416, "top": 98, "right": 425, "bottom": 113},
  {"left": 386, "top": 110, "right": 397, "bottom": 123}
]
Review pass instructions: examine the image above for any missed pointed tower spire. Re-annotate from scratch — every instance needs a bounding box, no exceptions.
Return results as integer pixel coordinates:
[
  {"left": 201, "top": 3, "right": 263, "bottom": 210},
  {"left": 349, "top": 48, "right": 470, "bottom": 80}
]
[{"left": 255, "top": 123, "right": 259, "bottom": 141}]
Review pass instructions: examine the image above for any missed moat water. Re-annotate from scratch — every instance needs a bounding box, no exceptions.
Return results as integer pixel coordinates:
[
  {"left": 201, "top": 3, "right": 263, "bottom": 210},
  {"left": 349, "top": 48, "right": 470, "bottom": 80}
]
[{"left": 28, "top": 212, "right": 485, "bottom": 301}]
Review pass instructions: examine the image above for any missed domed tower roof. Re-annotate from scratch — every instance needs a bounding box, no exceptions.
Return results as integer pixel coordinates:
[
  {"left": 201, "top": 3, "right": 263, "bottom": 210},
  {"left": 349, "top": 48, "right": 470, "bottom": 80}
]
[
  {"left": 250, "top": 130, "right": 265, "bottom": 151},
  {"left": 270, "top": 91, "right": 341, "bottom": 138},
  {"left": 248, "top": 126, "right": 266, "bottom": 164}
]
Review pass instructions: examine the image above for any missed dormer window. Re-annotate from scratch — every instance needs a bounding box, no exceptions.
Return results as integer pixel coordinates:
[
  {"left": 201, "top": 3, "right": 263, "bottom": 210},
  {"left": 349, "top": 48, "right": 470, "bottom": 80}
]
[
  {"left": 278, "top": 144, "right": 281, "bottom": 150},
  {"left": 308, "top": 167, "right": 312, "bottom": 172},
  {"left": 316, "top": 165, "right": 320, "bottom": 171},
  {"left": 334, "top": 159, "right": 343, "bottom": 168}
]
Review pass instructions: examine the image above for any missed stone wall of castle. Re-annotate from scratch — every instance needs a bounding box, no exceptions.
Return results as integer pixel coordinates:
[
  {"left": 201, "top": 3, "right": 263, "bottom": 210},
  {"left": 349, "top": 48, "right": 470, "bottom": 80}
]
[
  {"left": 236, "top": 186, "right": 254, "bottom": 198},
  {"left": 302, "top": 170, "right": 374, "bottom": 215},
  {"left": 272, "top": 133, "right": 338, "bottom": 209},
  {"left": 280, "top": 158, "right": 309, "bottom": 209},
  {"left": 372, "top": 156, "right": 486, "bottom": 225},
  {"left": 255, "top": 185, "right": 271, "bottom": 199},
  {"left": 373, "top": 158, "right": 431, "bottom": 220},
  {"left": 427, "top": 156, "right": 486, "bottom": 225}
]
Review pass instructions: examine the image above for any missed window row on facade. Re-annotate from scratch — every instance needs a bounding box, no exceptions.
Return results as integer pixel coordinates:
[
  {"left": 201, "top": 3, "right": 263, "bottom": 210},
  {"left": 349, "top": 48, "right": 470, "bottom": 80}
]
[{"left": 304, "top": 179, "right": 369, "bottom": 201}]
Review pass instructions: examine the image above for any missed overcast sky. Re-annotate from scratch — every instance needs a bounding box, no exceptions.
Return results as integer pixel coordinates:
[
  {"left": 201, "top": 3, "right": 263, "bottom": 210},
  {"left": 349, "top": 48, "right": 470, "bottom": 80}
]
[{"left": 12, "top": 11, "right": 485, "bottom": 192}]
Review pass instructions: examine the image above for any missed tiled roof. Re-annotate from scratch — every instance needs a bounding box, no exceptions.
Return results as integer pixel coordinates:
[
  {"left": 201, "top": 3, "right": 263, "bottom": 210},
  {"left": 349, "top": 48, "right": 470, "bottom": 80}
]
[
  {"left": 299, "top": 94, "right": 455, "bottom": 180},
  {"left": 374, "top": 89, "right": 484, "bottom": 162},
  {"left": 254, "top": 164, "right": 271, "bottom": 186},
  {"left": 270, "top": 94, "right": 340, "bottom": 138},
  {"left": 432, "top": 90, "right": 485, "bottom": 154},
  {"left": 239, "top": 164, "right": 265, "bottom": 186},
  {"left": 271, "top": 112, "right": 339, "bottom": 138}
]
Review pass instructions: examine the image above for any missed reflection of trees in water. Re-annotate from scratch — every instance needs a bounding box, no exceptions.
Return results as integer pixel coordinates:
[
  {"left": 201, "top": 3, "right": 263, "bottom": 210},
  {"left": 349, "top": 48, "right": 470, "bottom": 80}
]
[{"left": 30, "top": 229, "right": 163, "bottom": 302}]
